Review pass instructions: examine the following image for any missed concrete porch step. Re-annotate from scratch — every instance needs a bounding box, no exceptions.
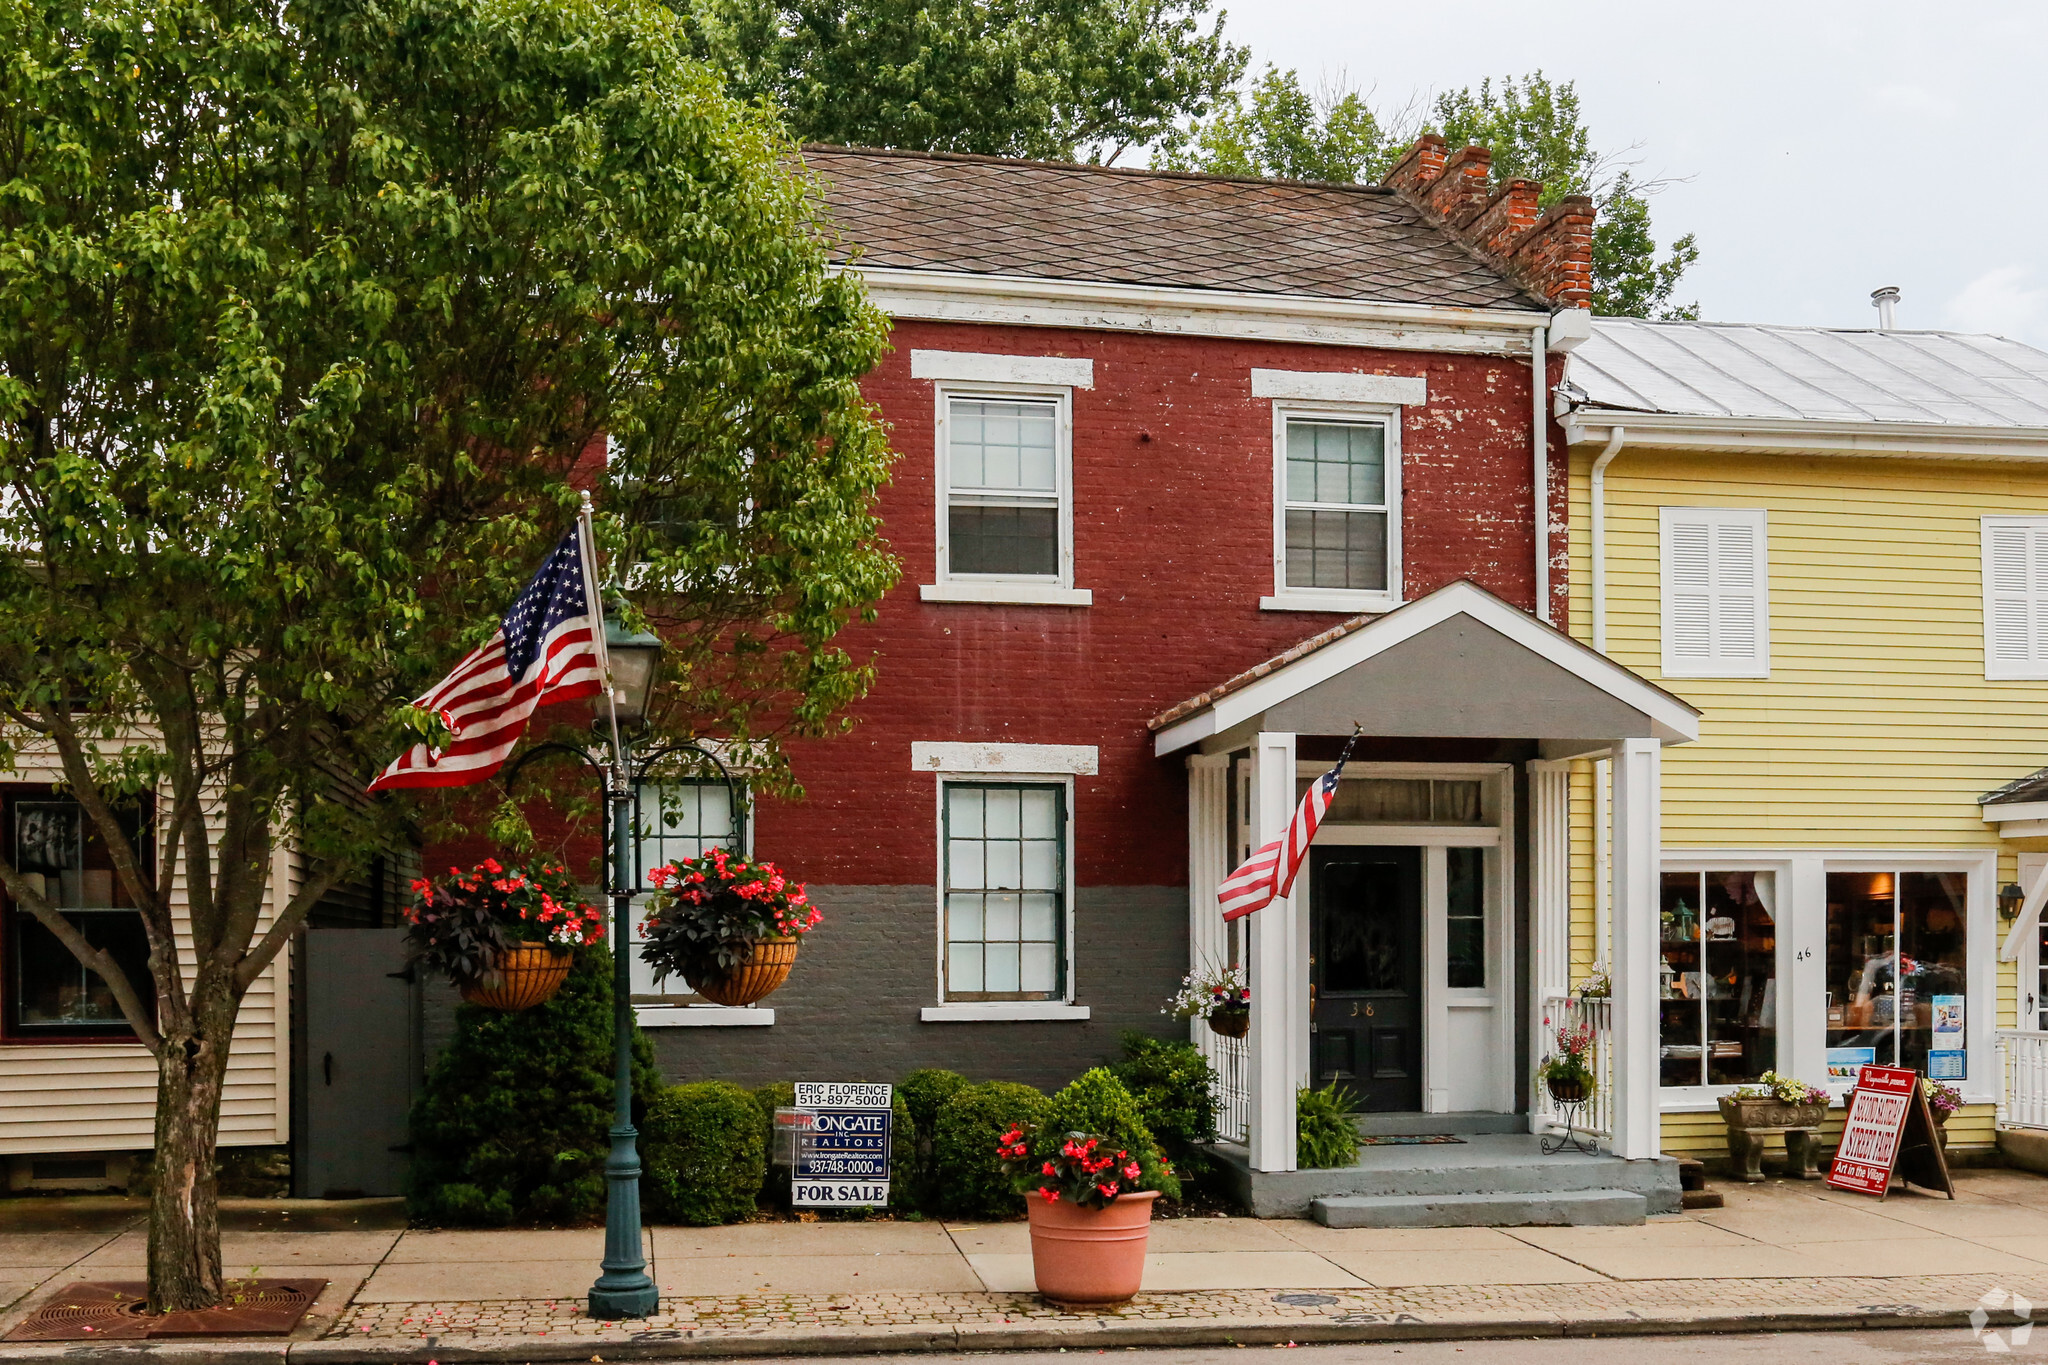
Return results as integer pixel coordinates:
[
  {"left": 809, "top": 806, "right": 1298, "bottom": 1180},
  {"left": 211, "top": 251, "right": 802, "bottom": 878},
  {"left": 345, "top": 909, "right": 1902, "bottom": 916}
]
[
  {"left": 1313, "top": 1188, "right": 1647, "bottom": 1229},
  {"left": 1352, "top": 1111, "right": 1526, "bottom": 1137}
]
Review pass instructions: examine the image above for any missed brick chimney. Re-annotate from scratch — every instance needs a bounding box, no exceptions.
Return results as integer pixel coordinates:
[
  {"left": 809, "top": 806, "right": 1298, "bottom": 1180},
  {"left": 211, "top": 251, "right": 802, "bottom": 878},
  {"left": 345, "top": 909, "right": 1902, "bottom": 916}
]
[{"left": 1384, "top": 136, "right": 1594, "bottom": 310}]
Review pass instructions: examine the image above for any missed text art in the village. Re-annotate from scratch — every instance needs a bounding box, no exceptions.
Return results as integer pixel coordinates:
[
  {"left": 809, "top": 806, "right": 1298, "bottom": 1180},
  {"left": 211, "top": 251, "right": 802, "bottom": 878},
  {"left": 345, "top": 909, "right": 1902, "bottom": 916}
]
[
  {"left": 1825, "top": 1064, "right": 1954, "bottom": 1199},
  {"left": 788, "top": 1082, "right": 892, "bottom": 1207}
]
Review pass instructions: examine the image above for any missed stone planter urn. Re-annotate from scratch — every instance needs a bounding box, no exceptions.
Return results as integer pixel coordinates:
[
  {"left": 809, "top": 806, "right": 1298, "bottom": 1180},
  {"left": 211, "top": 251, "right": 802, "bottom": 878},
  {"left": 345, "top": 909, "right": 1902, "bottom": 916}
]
[{"left": 1718, "top": 1096, "right": 1828, "bottom": 1182}]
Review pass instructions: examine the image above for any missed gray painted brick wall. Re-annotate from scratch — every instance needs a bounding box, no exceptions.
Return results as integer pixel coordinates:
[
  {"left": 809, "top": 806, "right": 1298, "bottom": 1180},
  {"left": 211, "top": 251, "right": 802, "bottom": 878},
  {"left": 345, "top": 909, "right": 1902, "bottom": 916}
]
[{"left": 650, "top": 884, "right": 1188, "bottom": 1091}]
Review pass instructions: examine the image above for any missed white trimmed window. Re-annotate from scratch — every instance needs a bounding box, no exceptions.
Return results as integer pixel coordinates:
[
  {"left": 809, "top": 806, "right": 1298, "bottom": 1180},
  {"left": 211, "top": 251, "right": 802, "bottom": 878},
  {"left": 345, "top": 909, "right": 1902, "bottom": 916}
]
[
  {"left": 1266, "top": 404, "right": 1402, "bottom": 612},
  {"left": 914, "top": 350, "right": 1091, "bottom": 607},
  {"left": 1983, "top": 517, "right": 2048, "bottom": 680},
  {"left": 1660, "top": 507, "right": 1768, "bottom": 678},
  {"left": 629, "top": 780, "right": 757, "bottom": 1020},
  {"left": 940, "top": 782, "right": 1068, "bottom": 1001}
]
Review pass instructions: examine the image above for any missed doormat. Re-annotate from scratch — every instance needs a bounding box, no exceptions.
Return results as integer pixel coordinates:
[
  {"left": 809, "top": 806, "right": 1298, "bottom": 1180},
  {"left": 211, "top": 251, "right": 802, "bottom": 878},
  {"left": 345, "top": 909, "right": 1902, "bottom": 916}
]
[
  {"left": 4, "top": 1279, "right": 327, "bottom": 1341},
  {"left": 1356, "top": 1134, "right": 1467, "bottom": 1146}
]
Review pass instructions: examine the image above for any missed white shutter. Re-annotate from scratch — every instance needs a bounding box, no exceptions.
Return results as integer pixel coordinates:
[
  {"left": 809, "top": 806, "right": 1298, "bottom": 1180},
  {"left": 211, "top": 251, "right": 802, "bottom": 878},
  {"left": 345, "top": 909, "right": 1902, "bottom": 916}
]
[
  {"left": 1661, "top": 507, "right": 1768, "bottom": 678},
  {"left": 1984, "top": 518, "right": 2048, "bottom": 679}
]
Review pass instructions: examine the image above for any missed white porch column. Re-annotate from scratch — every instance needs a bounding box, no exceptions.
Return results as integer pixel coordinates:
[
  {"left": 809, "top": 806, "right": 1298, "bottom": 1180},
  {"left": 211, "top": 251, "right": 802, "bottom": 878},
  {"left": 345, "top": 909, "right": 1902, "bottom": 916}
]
[
  {"left": 1186, "top": 753, "right": 1230, "bottom": 1052},
  {"left": 1528, "top": 759, "right": 1572, "bottom": 1101},
  {"left": 1609, "top": 738, "right": 1662, "bottom": 1160},
  {"left": 1248, "top": 730, "right": 1302, "bottom": 1173}
]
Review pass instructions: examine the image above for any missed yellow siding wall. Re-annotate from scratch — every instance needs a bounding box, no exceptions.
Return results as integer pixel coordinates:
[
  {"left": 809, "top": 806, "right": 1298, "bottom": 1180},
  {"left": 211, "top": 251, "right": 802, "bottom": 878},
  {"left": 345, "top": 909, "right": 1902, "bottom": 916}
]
[{"left": 1566, "top": 448, "right": 2048, "bottom": 1158}]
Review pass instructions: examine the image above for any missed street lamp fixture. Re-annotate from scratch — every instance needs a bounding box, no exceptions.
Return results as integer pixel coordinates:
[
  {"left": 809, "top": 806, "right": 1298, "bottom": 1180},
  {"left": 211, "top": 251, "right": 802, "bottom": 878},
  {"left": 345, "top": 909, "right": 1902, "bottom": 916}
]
[
  {"left": 589, "top": 618, "right": 662, "bottom": 1320},
  {"left": 604, "top": 621, "right": 662, "bottom": 726}
]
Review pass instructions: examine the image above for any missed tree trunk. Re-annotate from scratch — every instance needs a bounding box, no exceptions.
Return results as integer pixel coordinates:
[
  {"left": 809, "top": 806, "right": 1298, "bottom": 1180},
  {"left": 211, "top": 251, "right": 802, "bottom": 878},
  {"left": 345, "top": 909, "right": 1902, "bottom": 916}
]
[{"left": 146, "top": 1007, "right": 233, "bottom": 1312}]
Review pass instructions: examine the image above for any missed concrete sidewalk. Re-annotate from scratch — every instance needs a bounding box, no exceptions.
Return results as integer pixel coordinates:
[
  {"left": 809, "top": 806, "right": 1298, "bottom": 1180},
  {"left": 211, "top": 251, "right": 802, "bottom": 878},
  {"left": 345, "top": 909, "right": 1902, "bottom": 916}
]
[{"left": 6, "top": 1171, "right": 2048, "bottom": 1359}]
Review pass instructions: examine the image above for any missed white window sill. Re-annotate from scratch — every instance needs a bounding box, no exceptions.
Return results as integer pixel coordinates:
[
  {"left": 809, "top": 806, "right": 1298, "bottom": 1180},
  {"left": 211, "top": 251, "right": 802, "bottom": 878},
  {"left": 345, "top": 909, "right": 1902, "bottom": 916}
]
[
  {"left": 1261, "top": 592, "right": 1396, "bottom": 614},
  {"left": 921, "top": 583, "right": 1092, "bottom": 607},
  {"left": 1660, "top": 665, "right": 1769, "bottom": 680},
  {"left": 921, "top": 1002, "right": 1091, "bottom": 1023},
  {"left": 635, "top": 1005, "right": 775, "bottom": 1027}
]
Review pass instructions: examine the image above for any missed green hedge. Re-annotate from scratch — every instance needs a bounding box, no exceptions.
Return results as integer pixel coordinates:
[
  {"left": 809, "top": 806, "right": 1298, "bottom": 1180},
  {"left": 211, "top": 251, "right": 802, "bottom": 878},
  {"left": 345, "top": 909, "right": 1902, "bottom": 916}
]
[
  {"left": 407, "top": 945, "right": 660, "bottom": 1226},
  {"left": 643, "top": 1080, "right": 765, "bottom": 1225},
  {"left": 1039, "top": 1067, "right": 1180, "bottom": 1201},
  {"left": 932, "top": 1080, "right": 1047, "bottom": 1218},
  {"left": 897, "top": 1069, "right": 968, "bottom": 1209},
  {"left": 1109, "top": 1034, "right": 1217, "bottom": 1181}
]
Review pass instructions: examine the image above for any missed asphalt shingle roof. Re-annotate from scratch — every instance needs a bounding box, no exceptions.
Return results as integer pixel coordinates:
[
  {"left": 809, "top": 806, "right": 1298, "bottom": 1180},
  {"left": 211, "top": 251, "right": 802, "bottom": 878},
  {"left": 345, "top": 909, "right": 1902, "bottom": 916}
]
[
  {"left": 804, "top": 147, "right": 1543, "bottom": 313},
  {"left": 1570, "top": 318, "right": 2048, "bottom": 429}
]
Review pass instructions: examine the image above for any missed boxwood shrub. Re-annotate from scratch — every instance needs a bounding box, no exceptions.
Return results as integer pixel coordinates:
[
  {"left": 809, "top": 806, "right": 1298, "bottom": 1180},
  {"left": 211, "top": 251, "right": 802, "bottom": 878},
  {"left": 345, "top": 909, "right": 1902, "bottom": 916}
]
[
  {"left": 932, "top": 1080, "right": 1047, "bottom": 1218},
  {"left": 1038, "top": 1067, "right": 1180, "bottom": 1201},
  {"left": 1109, "top": 1033, "right": 1218, "bottom": 1182},
  {"left": 897, "top": 1068, "right": 969, "bottom": 1209},
  {"left": 643, "top": 1080, "right": 765, "bottom": 1225}
]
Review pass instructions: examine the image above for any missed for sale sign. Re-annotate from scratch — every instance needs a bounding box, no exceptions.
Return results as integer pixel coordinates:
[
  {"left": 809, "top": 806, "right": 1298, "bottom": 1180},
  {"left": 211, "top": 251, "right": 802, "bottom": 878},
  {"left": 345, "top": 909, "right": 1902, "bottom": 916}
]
[
  {"left": 1827, "top": 1064, "right": 1917, "bottom": 1195},
  {"left": 791, "top": 1082, "right": 892, "bottom": 1207}
]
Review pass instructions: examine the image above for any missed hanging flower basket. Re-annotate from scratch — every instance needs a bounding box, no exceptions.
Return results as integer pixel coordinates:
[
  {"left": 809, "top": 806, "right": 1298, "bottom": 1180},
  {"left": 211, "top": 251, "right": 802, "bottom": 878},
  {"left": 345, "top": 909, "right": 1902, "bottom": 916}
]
[
  {"left": 689, "top": 935, "right": 801, "bottom": 1006},
  {"left": 404, "top": 858, "right": 604, "bottom": 1010},
  {"left": 641, "top": 849, "right": 818, "bottom": 1008},
  {"left": 1206, "top": 1007, "right": 1251, "bottom": 1039},
  {"left": 461, "top": 943, "right": 575, "bottom": 1010}
]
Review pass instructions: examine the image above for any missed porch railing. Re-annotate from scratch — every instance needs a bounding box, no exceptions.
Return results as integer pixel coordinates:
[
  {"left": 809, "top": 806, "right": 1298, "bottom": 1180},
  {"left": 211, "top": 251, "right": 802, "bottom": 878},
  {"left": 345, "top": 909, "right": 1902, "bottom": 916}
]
[
  {"left": 1536, "top": 991, "right": 1612, "bottom": 1139},
  {"left": 1212, "top": 1032, "right": 1250, "bottom": 1145},
  {"left": 1997, "top": 1029, "right": 2048, "bottom": 1130}
]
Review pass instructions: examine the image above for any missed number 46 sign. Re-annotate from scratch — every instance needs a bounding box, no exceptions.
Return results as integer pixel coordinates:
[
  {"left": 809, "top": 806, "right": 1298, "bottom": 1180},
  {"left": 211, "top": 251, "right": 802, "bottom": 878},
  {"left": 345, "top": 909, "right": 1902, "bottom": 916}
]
[{"left": 1826, "top": 1065, "right": 1953, "bottom": 1200}]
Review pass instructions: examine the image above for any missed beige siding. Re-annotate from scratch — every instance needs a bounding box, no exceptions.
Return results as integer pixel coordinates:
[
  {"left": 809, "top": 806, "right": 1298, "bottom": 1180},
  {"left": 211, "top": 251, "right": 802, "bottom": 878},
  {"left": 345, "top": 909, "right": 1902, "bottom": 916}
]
[
  {"left": 1567, "top": 448, "right": 2048, "bottom": 1158},
  {"left": 0, "top": 751, "right": 287, "bottom": 1156}
]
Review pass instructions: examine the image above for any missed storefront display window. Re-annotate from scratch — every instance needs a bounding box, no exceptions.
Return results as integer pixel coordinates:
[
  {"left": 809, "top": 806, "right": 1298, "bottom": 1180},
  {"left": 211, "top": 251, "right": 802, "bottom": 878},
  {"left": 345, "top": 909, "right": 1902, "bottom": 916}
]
[
  {"left": 1658, "top": 870, "right": 1776, "bottom": 1087},
  {"left": 1825, "top": 870, "right": 1968, "bottom": 1080}
]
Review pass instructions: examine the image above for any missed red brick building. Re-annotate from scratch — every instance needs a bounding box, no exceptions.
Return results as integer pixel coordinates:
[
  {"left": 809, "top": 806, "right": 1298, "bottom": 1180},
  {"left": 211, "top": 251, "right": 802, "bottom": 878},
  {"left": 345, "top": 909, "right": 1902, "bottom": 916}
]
[{"left": 646, "top": 144, "right": 1696, "bottom": 1197}]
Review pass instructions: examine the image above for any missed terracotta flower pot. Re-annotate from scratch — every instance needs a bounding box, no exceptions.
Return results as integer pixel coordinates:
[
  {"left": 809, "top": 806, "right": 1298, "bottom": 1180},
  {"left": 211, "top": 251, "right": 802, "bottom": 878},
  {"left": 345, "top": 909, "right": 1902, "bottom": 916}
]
[
  {"left": 460, "top": 944, "right": 573, "bottom": 1010},
  {"left": 688, "top": 935, "right": 799, "bottom": 1007},
  {"left": 1026, "top": 1189, "right": 1158, "bottom": 1308},
  {"left": 1207, "top": 1008, "right": 1250, "bottom": 1039}
]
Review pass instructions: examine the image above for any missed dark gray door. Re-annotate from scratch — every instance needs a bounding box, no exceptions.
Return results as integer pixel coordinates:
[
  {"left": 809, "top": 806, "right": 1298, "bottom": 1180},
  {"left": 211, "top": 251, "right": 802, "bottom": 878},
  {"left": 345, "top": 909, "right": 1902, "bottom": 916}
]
[
  {"left": 1311, "top": 846, "right": 1423, "bottom": 1112},
  {"left": 300, "top": 928, "right": 415, "bottom": 1198}
]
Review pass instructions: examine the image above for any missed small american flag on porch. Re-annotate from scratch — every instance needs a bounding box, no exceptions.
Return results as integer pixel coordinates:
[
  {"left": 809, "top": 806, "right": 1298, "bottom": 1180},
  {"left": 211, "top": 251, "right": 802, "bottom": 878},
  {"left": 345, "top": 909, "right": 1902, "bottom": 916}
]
[{"left": 1217, "top": 730, "right": 1360, "bottom": 922}]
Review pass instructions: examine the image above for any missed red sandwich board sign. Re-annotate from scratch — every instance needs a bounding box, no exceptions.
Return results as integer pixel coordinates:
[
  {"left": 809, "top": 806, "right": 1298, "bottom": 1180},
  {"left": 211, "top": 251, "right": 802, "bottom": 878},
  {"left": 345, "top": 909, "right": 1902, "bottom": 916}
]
[{"left": 1825, "top": 1064, "right": 1953, "bottom": 1199}]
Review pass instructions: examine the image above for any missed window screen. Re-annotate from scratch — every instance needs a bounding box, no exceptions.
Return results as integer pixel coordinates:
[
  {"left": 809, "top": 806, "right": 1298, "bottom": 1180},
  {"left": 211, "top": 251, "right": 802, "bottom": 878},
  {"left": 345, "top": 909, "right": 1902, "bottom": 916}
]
[
  {"left": 944, "top": 783, "right": 1064, "bottom": 1000},
  {"left": 1283, "top": 420, "right": 1389, "bottom": 591}
]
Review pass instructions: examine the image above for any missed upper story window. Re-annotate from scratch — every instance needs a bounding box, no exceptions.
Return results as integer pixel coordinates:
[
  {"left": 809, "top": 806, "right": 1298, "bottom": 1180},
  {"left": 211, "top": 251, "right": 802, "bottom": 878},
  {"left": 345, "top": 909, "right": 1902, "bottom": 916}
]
[
  {"left": 3, "top": 790, "right": 156, "bottom": 1040},
  {"left": 1984, "top": 517, "right": 2048, "bottom": 680},
  {"left": 1660, "top": 506, "right": 1769, "bottom": 679},
  {"left": 913, "top": 350, "right": 1092, "bottom": 608}
]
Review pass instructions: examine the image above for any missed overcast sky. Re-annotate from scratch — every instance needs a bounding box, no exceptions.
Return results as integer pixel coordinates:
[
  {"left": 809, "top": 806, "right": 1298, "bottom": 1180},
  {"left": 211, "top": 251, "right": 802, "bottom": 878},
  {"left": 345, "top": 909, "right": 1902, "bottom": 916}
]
[{"left": 1205, "top": 1, "right": 2048, "bottom": 348}]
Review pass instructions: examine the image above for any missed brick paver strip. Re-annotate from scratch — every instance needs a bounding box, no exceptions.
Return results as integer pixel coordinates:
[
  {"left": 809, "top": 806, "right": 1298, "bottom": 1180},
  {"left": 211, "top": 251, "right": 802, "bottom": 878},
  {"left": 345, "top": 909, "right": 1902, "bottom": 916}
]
[{"left": 305, "top": 1274, "right": 2043, "bottom": 1356}]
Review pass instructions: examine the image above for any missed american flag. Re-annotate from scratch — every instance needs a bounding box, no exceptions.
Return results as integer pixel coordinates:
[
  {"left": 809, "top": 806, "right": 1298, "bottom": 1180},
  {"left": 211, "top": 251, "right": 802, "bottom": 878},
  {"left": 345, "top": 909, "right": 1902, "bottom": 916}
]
[
  {"left": 368, "top": 523, "right": 606, "bottom": 791},
  {"left": 1217, "top": 746, "right": 1356, "bottom": 923}
]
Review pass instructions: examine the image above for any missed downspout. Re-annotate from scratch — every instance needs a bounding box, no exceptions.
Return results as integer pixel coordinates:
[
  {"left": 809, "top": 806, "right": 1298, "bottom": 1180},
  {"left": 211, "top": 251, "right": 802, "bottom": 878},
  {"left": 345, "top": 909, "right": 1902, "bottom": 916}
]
[
  {"left": 1533, "top": 324, "right": 1550, "bottom": 622},
  {"left": 1590, "top": 426, "right": 1626, "bottom": 653},
  {"left": 1589, "top": 425, "right": 1624, "bottom": 966}
]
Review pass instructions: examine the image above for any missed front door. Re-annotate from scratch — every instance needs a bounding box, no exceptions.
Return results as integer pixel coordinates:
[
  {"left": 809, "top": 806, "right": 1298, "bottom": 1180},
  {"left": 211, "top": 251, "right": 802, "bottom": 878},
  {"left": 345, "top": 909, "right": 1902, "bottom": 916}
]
[{"left": 1311, "top": 845, "right": 1423, "bottom": 1111}]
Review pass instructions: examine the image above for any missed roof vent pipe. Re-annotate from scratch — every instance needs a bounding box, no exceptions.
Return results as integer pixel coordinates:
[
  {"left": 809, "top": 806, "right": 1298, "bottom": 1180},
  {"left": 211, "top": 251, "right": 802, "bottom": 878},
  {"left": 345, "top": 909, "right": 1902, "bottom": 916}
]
[{"left": 1871, "top": 286, "right": 1901, "bottom": 331}]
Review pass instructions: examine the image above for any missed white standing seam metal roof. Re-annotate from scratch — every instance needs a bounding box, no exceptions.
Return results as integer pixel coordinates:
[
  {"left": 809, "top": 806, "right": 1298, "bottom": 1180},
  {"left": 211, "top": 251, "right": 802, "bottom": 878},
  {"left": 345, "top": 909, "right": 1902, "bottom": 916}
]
[{"left": 1567, "top": 318, "right": 2048, "bottom": 430}]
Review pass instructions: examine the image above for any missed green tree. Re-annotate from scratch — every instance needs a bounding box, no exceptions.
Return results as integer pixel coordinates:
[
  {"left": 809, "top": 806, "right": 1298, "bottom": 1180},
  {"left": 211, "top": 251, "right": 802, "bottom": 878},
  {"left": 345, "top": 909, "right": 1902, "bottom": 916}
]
[
  {"left": 1152, "top": 65, "right": 1400, "bottom": 184},
  {"left": 1158, "top": 69, "right": 1698, "bottom": 318},
  {"left": 680, "top": 0, "right": 1248, "bottom": 162},
  {"left": 0, "top": 0, "right": 893, "bottom": 1311},
  {"left": 1430, "top": 74, "right": 1697, "bottom": 319}
]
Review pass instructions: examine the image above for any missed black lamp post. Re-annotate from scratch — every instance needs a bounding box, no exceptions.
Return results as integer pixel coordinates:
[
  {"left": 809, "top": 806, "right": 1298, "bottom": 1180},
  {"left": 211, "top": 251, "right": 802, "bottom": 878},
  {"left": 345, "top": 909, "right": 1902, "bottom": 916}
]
[{"left": 588, "top": 621, "right": 662, "bottom": 1320}]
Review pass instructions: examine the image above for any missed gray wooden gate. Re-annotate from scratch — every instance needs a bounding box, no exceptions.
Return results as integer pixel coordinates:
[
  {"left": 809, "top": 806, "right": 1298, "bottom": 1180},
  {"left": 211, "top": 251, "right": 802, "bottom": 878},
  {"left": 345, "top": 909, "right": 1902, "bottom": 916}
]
[{"left": 297, "top": 928, "right": 416, "bottom": 1198}]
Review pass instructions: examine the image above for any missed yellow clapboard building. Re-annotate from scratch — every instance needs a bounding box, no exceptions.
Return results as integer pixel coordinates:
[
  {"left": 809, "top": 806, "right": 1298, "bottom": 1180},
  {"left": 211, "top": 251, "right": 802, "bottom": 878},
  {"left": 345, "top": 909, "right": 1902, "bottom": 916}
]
[{"left": 1559, "top": 313, "right": 2048, "bottom": 1163}]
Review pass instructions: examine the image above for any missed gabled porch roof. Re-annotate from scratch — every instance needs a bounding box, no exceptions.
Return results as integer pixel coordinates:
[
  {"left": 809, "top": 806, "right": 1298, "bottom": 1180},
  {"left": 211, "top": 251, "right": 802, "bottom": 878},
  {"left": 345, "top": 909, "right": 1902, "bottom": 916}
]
[{"left": 1149, "top": 580, "right": 1700, "bottom": 758}]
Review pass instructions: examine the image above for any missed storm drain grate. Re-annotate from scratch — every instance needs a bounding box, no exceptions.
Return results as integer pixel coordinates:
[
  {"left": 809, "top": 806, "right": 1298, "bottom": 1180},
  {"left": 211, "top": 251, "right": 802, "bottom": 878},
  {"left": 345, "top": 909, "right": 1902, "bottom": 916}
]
[
  {"left": 5, "top": 1279, "right": 326, "bottom": 1341},
  {"left": 1272, "top": 1293, "right": 1339, "bottom": 1307}
]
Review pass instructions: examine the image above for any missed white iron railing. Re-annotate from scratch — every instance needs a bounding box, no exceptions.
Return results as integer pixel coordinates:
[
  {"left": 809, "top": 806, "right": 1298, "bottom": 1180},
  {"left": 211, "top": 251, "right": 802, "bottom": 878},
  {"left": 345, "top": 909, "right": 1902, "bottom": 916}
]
[
  {"left": 1997, "top": 1029, "right": 2048, "bottom": 1130},
  {"left": 1536, "top": 991, "right": 1613, "bottom": 1139},
  {"left": 1212, "top": 1032, "right": 1250, "bottom": 1145}
]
